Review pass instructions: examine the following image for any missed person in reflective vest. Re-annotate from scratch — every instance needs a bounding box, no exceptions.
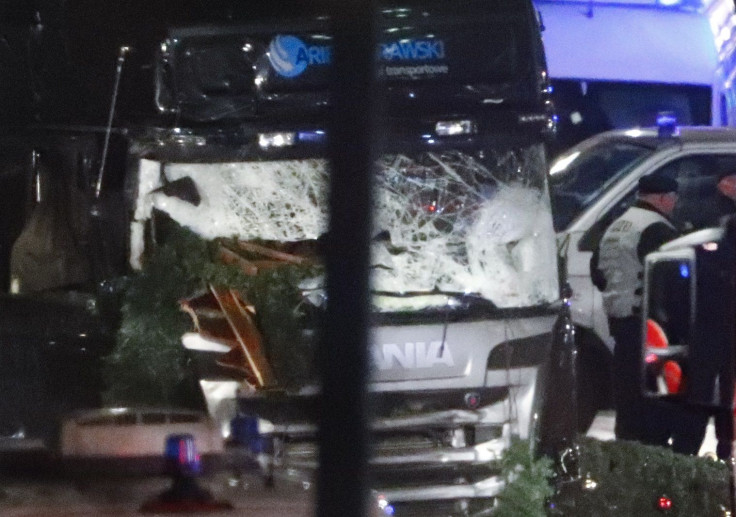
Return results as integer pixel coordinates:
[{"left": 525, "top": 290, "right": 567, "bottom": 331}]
[{"left": 592, "top": 175, "right": 704, "bottom": 453}]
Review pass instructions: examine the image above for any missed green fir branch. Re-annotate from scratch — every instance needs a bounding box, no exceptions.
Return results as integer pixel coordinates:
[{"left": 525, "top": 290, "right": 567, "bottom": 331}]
[
  {"left": 103, "top": 223, "right": 322, "bottom": 407},
  {"left": 494, "top": 438, "right": 555, "bottom": 517}
]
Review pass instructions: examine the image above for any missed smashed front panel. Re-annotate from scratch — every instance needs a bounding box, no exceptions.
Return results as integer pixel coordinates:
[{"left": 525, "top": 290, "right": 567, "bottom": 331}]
[{"left": 131, "top": 144, "right": 558, "bottom": 310}]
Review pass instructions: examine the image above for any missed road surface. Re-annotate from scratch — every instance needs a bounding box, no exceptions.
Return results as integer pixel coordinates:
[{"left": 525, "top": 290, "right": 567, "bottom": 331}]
[{"left": 0, "top": 411, "right": 722, "bottom": 516}]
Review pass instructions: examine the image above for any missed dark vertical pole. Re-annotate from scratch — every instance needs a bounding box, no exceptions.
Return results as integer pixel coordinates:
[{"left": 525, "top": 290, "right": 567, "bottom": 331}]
[
  {"left": 724, "top": 216, "right": 736, "bottom": 515},
  {"left": 318, "top": 0, "right": 377, "bottom": 515}
]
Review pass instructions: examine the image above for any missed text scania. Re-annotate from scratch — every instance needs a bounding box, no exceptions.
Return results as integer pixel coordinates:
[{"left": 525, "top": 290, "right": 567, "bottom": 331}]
[
  {"left": 381, "top": 40, "right": 445, "bottom": 61},
  {"left": 373, "top": 342, "right": 455, "bottom": 370}
]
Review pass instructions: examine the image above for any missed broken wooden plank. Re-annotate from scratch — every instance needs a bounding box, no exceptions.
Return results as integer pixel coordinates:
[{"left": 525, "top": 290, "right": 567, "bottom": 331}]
[
  {"left": 235, "top": 240, "right": 309, "bottom": 264},
  {"left": 209, "top": 285, "right": 277, "bottom": 389}
]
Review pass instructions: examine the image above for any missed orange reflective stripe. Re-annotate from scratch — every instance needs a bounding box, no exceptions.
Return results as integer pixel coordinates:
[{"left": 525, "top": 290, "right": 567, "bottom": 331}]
[
  {"left": 663, "top": 360, "right": 683, "bottom": 394},
  {"left": 646, "top": 319, "right": 669, "bottom": 349}
]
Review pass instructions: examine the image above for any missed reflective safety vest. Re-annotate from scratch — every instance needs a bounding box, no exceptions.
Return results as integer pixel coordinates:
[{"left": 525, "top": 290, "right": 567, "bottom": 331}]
[{"left": 598, "top": 206, "right": 674, "bottom": 318}]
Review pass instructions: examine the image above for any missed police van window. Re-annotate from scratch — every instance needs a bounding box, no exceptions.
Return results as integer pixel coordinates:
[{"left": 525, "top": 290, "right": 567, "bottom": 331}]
[
  {"left": 622, "top": 154, "right": 736, "bottom": 232},
  {"left": 674, "top": 154, "right": 736, "bottom": 231},
  {"left": 579, "top": 164, "right": 681, "bottom": 253},
  {"left": 550, "top": 141, "right": 653, "bottom": 231},
  {"left": 648, "top": 259, "right": 692, "bottom": 347},
  {"left": 639, "top": 156, "right": 708, "bottom": 232}
]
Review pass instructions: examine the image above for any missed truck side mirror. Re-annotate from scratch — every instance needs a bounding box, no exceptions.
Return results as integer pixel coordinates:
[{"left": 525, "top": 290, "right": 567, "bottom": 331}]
[{"left": 641, "top": 224, "right": 736, "bottom": 409}]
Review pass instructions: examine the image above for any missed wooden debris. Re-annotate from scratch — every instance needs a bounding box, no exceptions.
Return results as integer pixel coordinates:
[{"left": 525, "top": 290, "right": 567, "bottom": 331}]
[
  {"left": 216, "top": 238, "right": 320, "bottom": 276},
  {"left": 217, "top": 245, "right": 259, "bottom": 276},
  {"left": 235, "top": 240, "right": 310, "bottom": 264},
  {"left": 179, "top": 285, "right": 277, "bottom": 389}
]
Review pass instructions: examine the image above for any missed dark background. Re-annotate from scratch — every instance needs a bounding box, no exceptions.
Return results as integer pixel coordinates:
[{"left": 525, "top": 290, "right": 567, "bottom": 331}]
[{"left": 0, "top": 0, "right": 321, "bottom": 127}]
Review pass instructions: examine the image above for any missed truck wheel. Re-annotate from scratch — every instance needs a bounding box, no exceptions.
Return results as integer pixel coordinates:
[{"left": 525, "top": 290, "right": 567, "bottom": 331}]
[{"left": 576, "top": 330, "right": 613, "bottom": 433}]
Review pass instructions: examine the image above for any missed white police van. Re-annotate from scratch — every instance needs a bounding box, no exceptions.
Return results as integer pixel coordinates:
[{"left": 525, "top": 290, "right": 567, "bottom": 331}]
[
  {"left": 551, "top": 122, "right": 736, "bottom": 431},
  {"left": 535, "top": 0, "right": 736, "bottom": 155}
]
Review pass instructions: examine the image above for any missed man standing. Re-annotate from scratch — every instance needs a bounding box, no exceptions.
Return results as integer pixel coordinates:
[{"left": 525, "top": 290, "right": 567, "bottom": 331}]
[
  {"left": 593, "top": 175, "right": 704, "bottom": 451},
  {"left": 700, "top": 172, "right": 736, "bottom": 459},
  {"left": 714, "top": 171, "right": 736, "bottom": 223}
]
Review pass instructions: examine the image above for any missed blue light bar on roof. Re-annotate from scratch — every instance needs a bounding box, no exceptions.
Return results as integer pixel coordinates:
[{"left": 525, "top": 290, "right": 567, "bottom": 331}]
[{"left": 656, "top": 111, "right": 679, "bottom": 138}]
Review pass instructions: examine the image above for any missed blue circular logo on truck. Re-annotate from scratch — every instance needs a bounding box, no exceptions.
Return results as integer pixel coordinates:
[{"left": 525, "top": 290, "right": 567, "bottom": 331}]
[{"left": 268, "top": 35, "right": 308, "bottom": 78}]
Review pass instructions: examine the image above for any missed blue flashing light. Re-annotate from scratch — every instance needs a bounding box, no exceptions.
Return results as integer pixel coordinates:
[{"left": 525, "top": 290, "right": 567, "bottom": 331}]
[
  {"left": 656, "top": 111, "right": 678, "bottom": 138},
  {"left": 384, "top": 504, "right": 395, "bottom": 515},
  {"left": 679, "top": 263, "right": 690, "bottom": 278},
  {"left": 297, "top": 130, "right": 327, "bottom": 143},
  {"left": 164, "top": 433, "right": 202, "bottom": 477}
]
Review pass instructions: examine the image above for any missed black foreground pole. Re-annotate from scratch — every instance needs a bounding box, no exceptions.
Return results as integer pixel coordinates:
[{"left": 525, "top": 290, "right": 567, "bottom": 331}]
[
  {"left": 724, "top": 216, "right": 736, "bottom": 516},
  {"left": 317, "top": 0, "right": 378, "bottom": 515}
]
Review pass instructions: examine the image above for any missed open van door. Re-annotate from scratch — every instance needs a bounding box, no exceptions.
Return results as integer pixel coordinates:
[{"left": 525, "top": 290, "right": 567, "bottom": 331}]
[
  {"left": 642, "top": 222, "right": 736, "bottom": 408},
  {"left": 642, "top": 217, "right": 736, "bottom": 509}
]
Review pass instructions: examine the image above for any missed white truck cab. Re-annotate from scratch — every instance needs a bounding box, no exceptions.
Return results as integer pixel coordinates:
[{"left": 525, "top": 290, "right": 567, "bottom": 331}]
[
  {"left": 535, "top": 0, "right": 736, "bottom": 154},
  {"left": 551, "top": 125, "right": 736, "bottom": 430}
]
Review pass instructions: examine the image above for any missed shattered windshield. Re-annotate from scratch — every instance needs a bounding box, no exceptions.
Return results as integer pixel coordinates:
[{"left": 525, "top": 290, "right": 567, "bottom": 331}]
[
  {"left": 131, "top": 143, "right": 558, "bottom": 311},
  {"left": 549, "top": 140, "right": 654, "bottom": 231}
]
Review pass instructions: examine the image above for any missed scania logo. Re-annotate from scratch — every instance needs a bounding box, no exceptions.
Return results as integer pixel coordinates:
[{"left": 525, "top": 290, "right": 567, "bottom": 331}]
[
  {"left": 268, "top": 35, "right": 331, "bottom": 78},
  {"left": 373, "top": 341, "right": 455, "bottom": 370}
]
